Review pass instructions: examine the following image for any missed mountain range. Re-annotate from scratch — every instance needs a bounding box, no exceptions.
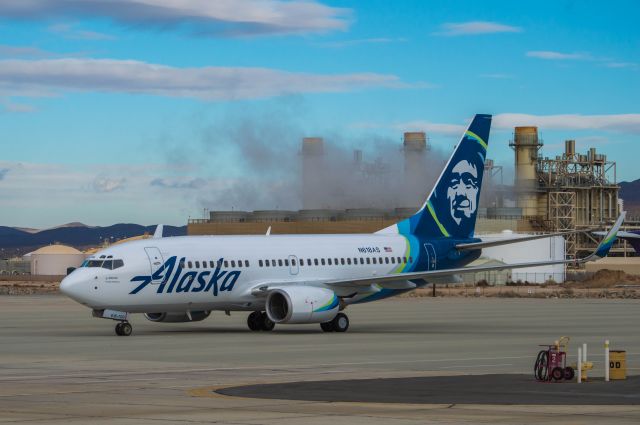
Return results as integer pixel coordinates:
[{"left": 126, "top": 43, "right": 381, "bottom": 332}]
[
  {"left": 619, "top": 179, "right": 640, "bottom": 212},
  {"left": 0, "top": 223, "right": 186, "bottom": 258}
]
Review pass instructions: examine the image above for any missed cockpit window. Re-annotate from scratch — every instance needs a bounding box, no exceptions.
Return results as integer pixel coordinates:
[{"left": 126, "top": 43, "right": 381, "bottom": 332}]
[{"left": 81, "top": 259, "right": 124, "bottom": 269}]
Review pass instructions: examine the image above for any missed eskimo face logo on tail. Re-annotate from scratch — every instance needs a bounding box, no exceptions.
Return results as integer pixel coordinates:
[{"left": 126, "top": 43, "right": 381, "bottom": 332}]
[
  {"left": 447, "top": 159, "right": 479, "bottom": 225},
  {"left": 129, "top": 256, "right": 240, "bottom": 296}
]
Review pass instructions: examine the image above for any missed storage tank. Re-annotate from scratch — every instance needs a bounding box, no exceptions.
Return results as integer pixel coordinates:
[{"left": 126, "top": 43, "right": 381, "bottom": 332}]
[
  {"left": 511, "top": 127, "right": 542, "bottom": 217},
  {"left": 26, "top": 244, "right": 86, "bottom": 276}
]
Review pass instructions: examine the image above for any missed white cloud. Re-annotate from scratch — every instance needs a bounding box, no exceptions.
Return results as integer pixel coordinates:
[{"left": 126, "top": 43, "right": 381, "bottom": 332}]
[
  {"left": 0, "top": 0, "right": 350, "bottom": 37},
  {"left": 49, "top": 23, "right": 115, "bottom": 40},
  {"left": 92, "top": 175, "right": 126, "bottom": 193},
  {"left": 526, "top": 51, "right": 590, "bottom": 60},
  {"left": 0, "top": 58, "right": 410, "bottom": 100},
  {"left": 435, "top": 21, "right": 522, "bottom": 36},
  {"left": 494, "top": 113, "right": 640, "bottom": 134},
  {"left": 605, "top": 62, "right": 637, "bottom": 69},
  {"left": 1, "top": 100, "right": 36, "bottom": 113}
]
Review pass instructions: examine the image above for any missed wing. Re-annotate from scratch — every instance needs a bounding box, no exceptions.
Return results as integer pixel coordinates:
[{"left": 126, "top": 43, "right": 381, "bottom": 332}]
[{"left": 326, "top": 212, "right": 625, "bottom": 288}]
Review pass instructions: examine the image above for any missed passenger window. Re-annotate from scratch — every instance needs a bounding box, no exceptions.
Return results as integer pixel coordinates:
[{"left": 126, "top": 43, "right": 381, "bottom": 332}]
[
  {"left": 366, "top": 257, "right": 371, "bottom": 264},
  {"left": 391, "top": 257, "right": 395, "bottom": 264},
  {"left": 327, "top": 259, "right": 332, "bottom": 265},
  {"left": 385, "top": 257, "right": 389, "bottom": 264},
  {"left": 113, "top": 259, "right": 124, "bottom": 269},
  {"left": 224, "top": 260, "right": 229, "bottom": 268},
  {"left": 209, "top": 261, "right": 214, "bottom": 268},
  {"left": 265, "top": 260, "right": 270, "bottom": 267},
  {"left": 101, "top": 260, "right": 113, "bottom": 270},
  {"left": 271, "top": 259, "right": 276, "bottom": 267},
  {"left": 403, "top": 257, "right": 407, "bottom": 264},
  {"left": 334, "top": 258, "right": 338, "bottom": 265},
  {"left": 397, "top": 257, "right": 401, "bottom": 263},
  {"left": 188, "top": 261, "right": 193, "bottom": 268},
  {"left": 321, "top": 258, "right": 325, "bottom": 265},
  {"left": 179, "top": 260, "right": 185, "bottom": 268},
  {"left": 359, "top": 258, "right": 364, "bottom": 265},
  {"left": 340, "top": 258, "right": 345, "bottom": 265},
  {"left": 278, "top": 259, "right": 283, "bottom": 267},
  {"left": 217, "top": 259, "right": 223, "bottom": 267},
  {"left": 245, "top": 260, "right": 249, "bottom": 267},
  {"left": 284, "top": 259, "right": 289, "bottom": 266},
  {"left": 314, "top": 259, "right": 318, "bottom": 266},
  {"left": 231, "top": 260, "right": 236, "bottom": 267},
  {"left": 259, "top": 260, "right": 263, "bottom": 267},
  {"left": 291, "top": 259, "right": 296, "bottom": 266},
  {"left": 409, "top": 256, "right": 414, "bottom": 263},
  {"left": 195, "top": 261, "right": 200, "bottom": 268},
  {"left": 347, "top": 258, "right": 351, "bottom": 265}
]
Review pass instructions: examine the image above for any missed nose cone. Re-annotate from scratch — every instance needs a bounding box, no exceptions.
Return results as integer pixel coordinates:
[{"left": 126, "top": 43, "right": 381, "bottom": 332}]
[{"left": 60, "top": 271, "right": 91, "bottom": 305}]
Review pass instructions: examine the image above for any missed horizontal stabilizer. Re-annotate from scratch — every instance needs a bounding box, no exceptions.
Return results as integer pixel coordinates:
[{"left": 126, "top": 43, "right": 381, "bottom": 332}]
[{"left": 455, "top": 229, "right": 592, "bottom": 251}]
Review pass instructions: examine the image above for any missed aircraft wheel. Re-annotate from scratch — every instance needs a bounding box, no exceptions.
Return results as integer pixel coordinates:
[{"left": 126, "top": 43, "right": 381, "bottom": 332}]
[
  {"left": 115, "top": 323, "right": 123, "bottom": 336},
  {"left": 332, "top": 313, "right": 349, "bottom": 333},
  {"left": 260, "top": 312, "right": 275, "bottom": 331},
  {"left": 120, "top": 322, "right": 132, "bottom": 336},
  {"left": 320, "top": 322, "right": 334, "bottom": 332},
  {"left": 247, "top": 312, "right": 261, "bottom": 331}
]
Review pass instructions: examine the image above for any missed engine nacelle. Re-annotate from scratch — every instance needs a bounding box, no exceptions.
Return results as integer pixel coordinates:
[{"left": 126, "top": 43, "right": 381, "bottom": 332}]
[
  {"left": 144, "top": 311, "right": 211, "bottom": 323},
  {"left": 266, "top": 287, "right": 339, "bottom": 324}
]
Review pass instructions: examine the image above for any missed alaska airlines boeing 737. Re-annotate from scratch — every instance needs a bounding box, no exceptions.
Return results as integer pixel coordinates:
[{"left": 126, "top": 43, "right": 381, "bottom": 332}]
[{"left": 60, "top": 114, "right": 625, "bottom": 336}]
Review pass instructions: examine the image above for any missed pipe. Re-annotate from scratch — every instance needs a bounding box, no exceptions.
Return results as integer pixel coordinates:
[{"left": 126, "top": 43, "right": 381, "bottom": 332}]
[
  {"left": 605, "top": 340, "right": 610, "bottom": 382},
  {"left": 578, "top": 347, "right": 582, "bottom": 383}
]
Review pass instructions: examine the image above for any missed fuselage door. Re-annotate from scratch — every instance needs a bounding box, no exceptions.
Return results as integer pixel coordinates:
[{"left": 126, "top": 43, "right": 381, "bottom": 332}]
[
  {"left": 144, "top": 247, "right": 164, "bottom": 283},
  {"left": 423, "top": 243, "right": 437, "bottom": 271},
  {"left": 288, "top": 255, "right": 299, "bottom": 275}
]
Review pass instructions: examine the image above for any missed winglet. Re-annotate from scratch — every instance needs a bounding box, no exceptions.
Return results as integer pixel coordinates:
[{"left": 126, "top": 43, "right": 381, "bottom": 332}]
[
  {"left": 153, "top": 224, "right": 164, "bottom": 239},
  {"left": 590, "top": 212, "right": 625, "bottom": 259}
]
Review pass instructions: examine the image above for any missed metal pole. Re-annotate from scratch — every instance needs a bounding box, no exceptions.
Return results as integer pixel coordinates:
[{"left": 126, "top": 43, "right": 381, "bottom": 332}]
[
  {"left": 605, "top": 340, "right": 610, "bottom": 382},
  {"left": 583, "top": 343, "right": 587, "bottom": 363},
  {"left": 578, "top": 347, "right": 582, "bottom": 383}
]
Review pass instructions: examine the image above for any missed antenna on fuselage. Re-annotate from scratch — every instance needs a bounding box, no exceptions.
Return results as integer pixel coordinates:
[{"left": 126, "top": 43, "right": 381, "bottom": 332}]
[{"left": 265, "top": 226, "right": 271, "bottom": 236}]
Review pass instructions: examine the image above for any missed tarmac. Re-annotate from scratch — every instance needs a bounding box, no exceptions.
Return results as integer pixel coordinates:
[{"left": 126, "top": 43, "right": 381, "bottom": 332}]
[{"left": 0, "top": 295, "right": 639, "bottom": 424}]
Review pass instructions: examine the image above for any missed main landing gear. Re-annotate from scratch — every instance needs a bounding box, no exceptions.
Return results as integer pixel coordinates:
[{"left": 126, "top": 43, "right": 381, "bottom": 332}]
[
  {"left": 320, "top": 313, "right": 349, "bottom": 333},
  {"left": 115, "top": 321, "right": 132, "bottom": 336},
  {"left": 247, "top": 311, "right": 275, "bottom": 332}
]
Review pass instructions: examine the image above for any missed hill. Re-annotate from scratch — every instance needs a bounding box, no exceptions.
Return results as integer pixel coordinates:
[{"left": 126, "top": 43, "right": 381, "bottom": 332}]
[
  {"left": 0, "top": 224, "right": 187, "bottom": 257},
  {"left": 619, "top": 179, "right": 640, "bottom": 212}
]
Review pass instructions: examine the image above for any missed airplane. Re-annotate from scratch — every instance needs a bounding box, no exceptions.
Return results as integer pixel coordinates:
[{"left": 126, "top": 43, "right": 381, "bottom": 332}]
[{"left": 60, "top": 114, "right": 626, "bottom": 336}]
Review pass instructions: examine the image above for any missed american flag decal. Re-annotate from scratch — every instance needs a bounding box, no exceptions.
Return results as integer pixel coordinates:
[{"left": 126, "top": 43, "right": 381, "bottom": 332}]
[{"left": 384, "top": 247, "right": 392, "bottom": 252}]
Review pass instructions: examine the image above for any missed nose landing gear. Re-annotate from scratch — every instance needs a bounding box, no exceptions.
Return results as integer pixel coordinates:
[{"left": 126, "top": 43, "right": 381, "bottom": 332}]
[{"left": 115, "top": 321, "right": 132, "bottom": 336}]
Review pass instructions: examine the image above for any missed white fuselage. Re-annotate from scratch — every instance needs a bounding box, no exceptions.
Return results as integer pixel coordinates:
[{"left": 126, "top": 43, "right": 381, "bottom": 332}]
[{"left": 61, "top": 233, "right": 417, "bottom": 313}]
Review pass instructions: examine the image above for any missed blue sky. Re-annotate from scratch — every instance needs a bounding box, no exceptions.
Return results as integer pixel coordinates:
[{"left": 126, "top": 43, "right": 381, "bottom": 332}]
[{"left": 0, "top": 0, "right": 638, "bottom": 227}]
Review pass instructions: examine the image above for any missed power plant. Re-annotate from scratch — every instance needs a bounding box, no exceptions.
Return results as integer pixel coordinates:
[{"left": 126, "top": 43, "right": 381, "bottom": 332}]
[{"left": 189, "top": 124, "right": 640, "bottom": 277}]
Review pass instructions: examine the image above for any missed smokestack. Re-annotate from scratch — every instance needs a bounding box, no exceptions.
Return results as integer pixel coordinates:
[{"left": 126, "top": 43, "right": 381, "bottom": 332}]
[
  {"left": 403, "top": 132, "right": 428, "bottom": 206},
  {"left": 511, "top": 127, "right": 542, "bottom": 217},
  {"left": 301, "top": 137, "right": 324, "bottom": 209},
  {"left": 565, "top": 140, "right": 576, "bottom": 158}
]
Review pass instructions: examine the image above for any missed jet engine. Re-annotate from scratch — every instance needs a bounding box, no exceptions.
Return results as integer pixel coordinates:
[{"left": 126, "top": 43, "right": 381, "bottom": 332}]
[
  {"left": 266, "top": 286, "right": 339, "bottom": 324},
  {"left": 144, "top": 311, "right": 211, "bottom": 323}
]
